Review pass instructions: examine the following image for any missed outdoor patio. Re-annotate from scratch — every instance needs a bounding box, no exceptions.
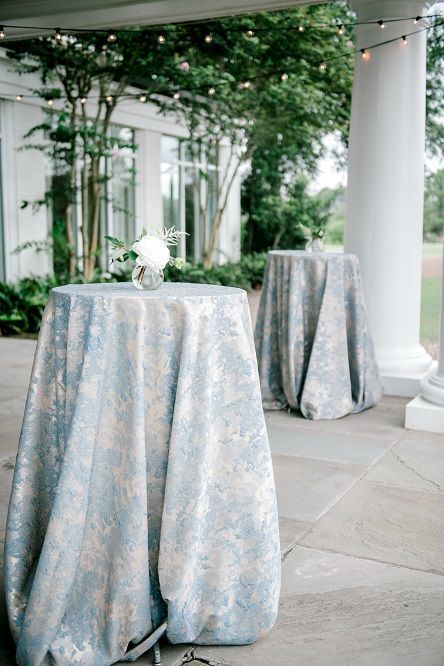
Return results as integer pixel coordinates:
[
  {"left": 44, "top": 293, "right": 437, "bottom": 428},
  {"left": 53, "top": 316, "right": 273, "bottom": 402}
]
[{"left": 1, "top": 336, "right": 443, "bottom": 666}]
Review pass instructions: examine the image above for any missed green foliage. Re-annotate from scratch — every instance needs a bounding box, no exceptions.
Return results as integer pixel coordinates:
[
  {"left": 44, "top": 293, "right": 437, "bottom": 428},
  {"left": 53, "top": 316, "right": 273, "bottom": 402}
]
[
  {"left": 424, "top": 169, "right": 444, "bottom": 241},
  {"left": 0, "top": 255, "right": 267, "bottom": 335},
  {"left": 164, "top": 253, "right": 267, "bottom": 290},
  {"left": 242, "top": 178, "right": 339, "bottom": 252},
  {"left": 426, "top": 17, "right": 444, "bottom": 158}
]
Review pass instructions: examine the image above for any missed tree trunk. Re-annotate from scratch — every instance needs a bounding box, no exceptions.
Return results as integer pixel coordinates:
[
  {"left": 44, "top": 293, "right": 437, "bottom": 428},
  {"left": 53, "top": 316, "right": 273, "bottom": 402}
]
[
  {"left": 86, "top": 157, "right": 102, "bottom": 280},
  {"left": 203, "top": 208, "right": 222, "bottom": 268},
  {"left": 81, "top": 157, "right": 90, "bottom": 280}
]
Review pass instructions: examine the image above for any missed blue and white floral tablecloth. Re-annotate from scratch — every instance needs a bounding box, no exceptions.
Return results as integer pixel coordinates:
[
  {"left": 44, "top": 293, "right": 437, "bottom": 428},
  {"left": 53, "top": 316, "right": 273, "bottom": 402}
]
[
  {"left": 4, "top": 282, "right": 280, "bottom": 666},
  {"left": 255, "top": 251, "right": 383, "bottom": 420}
]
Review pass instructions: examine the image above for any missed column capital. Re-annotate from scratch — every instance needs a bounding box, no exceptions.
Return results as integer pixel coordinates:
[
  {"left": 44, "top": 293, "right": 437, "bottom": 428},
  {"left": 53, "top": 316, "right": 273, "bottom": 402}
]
[{"left": 348, "top": 0, "right": 431, "bottom": 21}]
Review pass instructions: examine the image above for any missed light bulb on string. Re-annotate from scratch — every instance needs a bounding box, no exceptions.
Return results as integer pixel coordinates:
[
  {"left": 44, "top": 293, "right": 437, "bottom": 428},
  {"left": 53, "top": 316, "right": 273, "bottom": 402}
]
[
  {"left": 297, "top": 25, "right": 305, "bottom": 32},
  {"left": 361, "top": 48, "right": 369, "bottom": 60},
  {"left": 0, "top": 26, "right": 6, "bottom": 39},
  {"left": 106, "top": 95, "right": 113, "bottom": 103},
  {"left": 281, "top": 73, "right": 288, "bottom": 81},
  {"left": 246, "top": 29, "right": 254, "bottom": 37},
  {"left": 337, "top": 25, "right": 345, "bottom": 35},
  {"left": 208, "top": 87, "right": 216, "bottom": 95},
  {"left": 157, "top": 34, "right": 166, "bottom": 44},
  {"left": 107, "top": 32, "right": 117, "bottom": 43},
  {"left": 243, "top": 80, "right": 252, "bottom": 89},
  {"left": 16, "top": 95, "right": 22, "bottom": 101},
  {"left": 377, "top": 19, "right": 385, "bottom": 29},
  {"left": 402, "top": 35, "right": 407, "bottom": 45},
  {"left": 414, "top": 16, "right": 421, "bottom": 24},
  {"left": 204, "top": 34, "right": 213, "bottom": 44},
  {"left": 173, "top": 91, "right": 181, "bottom": 100},
  {"left": 54, "top": 28, "right": 63, "bottom": 42},
  {"left": 319, "top": 61, "right": 327, "bottom": 71},
  {"left": 139, "top": 94, "right": 147, "bottom": 102},
  {"left": 47, "top": 99, "right": 54, "bottom": 107},
  {"left": 80, "top": 97, "right": 86, "bottom": 105}
]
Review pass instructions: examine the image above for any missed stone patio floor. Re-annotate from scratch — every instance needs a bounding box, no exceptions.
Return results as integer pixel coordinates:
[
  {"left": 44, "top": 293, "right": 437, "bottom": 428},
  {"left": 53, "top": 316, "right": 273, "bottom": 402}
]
[{"left": 1, "top": 337, "right": 443, "bottom": 666}]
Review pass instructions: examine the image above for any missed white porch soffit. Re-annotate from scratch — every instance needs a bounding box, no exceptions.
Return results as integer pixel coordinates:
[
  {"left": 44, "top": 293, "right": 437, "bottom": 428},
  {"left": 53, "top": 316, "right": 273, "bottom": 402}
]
[{"left": 1, "top": 0, "right": 328, "bottom": 40}]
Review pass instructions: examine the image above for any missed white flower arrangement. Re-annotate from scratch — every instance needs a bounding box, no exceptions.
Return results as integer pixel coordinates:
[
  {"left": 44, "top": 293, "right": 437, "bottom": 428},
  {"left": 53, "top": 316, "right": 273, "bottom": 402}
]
[{"left": 105, "top": 227, "right": 186, "bottom": 271}]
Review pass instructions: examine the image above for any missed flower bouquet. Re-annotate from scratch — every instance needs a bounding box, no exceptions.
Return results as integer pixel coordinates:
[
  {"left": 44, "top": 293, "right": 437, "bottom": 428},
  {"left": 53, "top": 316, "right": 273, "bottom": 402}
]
[
  {"left": 105, "top": 227, "right": 186, "bottom": 290},
  {"left": 299, "top": 223, "right": 325, "bottom": 253}
]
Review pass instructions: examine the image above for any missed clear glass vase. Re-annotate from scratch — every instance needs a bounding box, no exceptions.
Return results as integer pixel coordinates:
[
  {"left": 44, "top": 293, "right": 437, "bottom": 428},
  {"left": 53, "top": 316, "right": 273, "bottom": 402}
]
[
  {"left": 132, "top": 265, "right": 164, "bottom": 290},
  {"left": 305, "top": 238, "right": 324, "bottom": 253}
]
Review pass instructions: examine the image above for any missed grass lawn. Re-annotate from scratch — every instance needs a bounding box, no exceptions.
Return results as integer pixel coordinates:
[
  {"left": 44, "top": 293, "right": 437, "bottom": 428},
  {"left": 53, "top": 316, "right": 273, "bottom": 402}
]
[
  {"left": 423, "top": 242, "right": 443, "bottom": 256},
  {"left": 421, "top": 276, "right": 441, "bottom": 341}
]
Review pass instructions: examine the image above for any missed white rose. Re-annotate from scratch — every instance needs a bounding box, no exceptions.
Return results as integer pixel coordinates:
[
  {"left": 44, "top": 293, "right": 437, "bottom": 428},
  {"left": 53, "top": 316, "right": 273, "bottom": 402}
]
[{"left": 132, "top": 235, "right": 170, "bottom": 271}]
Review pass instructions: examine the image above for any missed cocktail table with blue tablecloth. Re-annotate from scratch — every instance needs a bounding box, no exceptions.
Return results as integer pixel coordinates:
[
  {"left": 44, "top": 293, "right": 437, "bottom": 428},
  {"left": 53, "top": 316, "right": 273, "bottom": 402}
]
[
  {"left": 255, "top": 250, "right": 383, "bottom": 420},
  {"left": 4, "top": 282, "right": 280, "bottom": 666}
]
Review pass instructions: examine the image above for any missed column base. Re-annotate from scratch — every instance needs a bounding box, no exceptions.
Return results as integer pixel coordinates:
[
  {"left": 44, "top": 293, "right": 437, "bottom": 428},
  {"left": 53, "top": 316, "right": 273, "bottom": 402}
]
[
  {"left": 405, "top": 395, "right": 444, "bottom": 434},
  {"left": 421, "top": 370, "right": 444, "bottom": 407},
  {"left": 377, "top": 345, "right": 434, "bottom": 397}
]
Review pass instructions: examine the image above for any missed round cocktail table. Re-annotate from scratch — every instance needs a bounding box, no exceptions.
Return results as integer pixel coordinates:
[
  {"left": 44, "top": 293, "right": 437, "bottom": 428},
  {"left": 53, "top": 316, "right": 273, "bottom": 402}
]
[
  {"left": 255, "top": 251, "right": 383, "bottom": 420},
  {"left": 5, "top": 282, "right": 280, "bottom": 665}
]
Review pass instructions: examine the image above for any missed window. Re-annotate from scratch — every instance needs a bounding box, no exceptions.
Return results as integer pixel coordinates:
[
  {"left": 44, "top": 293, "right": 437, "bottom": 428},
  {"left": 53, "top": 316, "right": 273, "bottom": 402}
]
[
  {"left": 103, "top": 126, "right": 136, "bottom": 251},
  {"left": 48, "top": 124, "right": 136, "bottom": 274},
  {"left": 0, "top": 105, "right": 5, "bottom": 281},
  {"left": 161, "top": 136, "right": 219, "bottom": 262}
]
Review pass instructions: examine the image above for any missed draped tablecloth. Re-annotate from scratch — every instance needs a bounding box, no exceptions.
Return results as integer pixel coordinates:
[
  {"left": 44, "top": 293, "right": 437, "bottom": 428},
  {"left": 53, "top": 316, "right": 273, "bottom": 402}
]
[
  {"left": 4, "top": 282, "right": 280, "bottom": 666},
  {"left": 255, "top": 251, "right": 383, "bottom": 420}
]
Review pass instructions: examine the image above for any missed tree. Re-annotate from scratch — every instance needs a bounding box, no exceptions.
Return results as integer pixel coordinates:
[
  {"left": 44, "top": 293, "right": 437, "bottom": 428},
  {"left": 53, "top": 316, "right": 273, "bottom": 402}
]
[
  {"left": 155, "top": 5, "right": 354, "bottom": 265},
  {"left": 426, "top": 13, "right": 444, "bottom": 158},
  {"left": 424, "top": 169, "right": 444, "bottom": 241},
  {"left": 10, "top": 4, "right": 356, "bottom": 275},
  {"left": 11, "top": 31, "right": 181, "bottom": 279}
]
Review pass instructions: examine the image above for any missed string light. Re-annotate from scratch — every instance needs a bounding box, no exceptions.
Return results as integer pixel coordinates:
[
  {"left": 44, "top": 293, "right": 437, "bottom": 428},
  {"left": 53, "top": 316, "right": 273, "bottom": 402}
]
[
  {"left": 6, "top": 18, "right": 443, "bottom": 106},
  {"left": 204, "top": 34, "right": 213, "bottom": 44},
  {"left": 246, "top": 30, "right": 254, "bottom": 37},
  {"left": 0, "top": 26, "right": 6, "bottom": 39},
  {"left": 337, "top": 25, "right": 345, "bottom": 35},
  {"left": 414, "top": 16, "right": 421, "bottom": 24},
  {"left": 297, "top": 25, "right": 305, "bottom": 32},
  {"left": 54, "top": 28, "right": 63, "bottom": 42},
  {"left": 377, "top": 20, "right": 385, "bottom": 29},
  {"left": 107, "top": 32, "right": 117, "bottom": 43},
  {"left": 139, "top": 93, "right": 147, "bottom": 102},
  {"left": 157, "top": 34, "right": 166, "bottom": 44}
]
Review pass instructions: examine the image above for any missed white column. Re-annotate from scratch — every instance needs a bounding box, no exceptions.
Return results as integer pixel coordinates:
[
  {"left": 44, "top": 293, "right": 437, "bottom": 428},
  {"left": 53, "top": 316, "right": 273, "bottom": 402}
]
[
  {"left": 406, "top": 248, "right": 444, "bottom": 433},
  {"left": 345, "top": 0, "right": 432, "bottom": 397}
]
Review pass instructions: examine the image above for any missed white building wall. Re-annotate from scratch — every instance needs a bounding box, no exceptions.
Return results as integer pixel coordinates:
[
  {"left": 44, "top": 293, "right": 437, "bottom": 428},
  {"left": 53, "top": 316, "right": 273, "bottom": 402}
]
[{"left": 0, "top": 49, "right": 242, "bottom": 280}]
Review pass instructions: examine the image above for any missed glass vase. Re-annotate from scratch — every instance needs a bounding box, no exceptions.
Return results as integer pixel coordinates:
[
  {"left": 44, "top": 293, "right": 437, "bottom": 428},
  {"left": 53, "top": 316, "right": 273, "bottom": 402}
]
[
  {"left": 305, "top": 238, "right": 324, "bottom": 253},
  {"left": 132, "top": 265, "right": 164, "bottom": 290}
]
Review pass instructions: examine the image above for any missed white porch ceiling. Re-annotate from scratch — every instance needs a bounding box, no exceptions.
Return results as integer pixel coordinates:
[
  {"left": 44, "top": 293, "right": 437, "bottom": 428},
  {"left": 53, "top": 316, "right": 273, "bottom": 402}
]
[{"left": 1, "top": 0, "right": 328, "bottom": 40}]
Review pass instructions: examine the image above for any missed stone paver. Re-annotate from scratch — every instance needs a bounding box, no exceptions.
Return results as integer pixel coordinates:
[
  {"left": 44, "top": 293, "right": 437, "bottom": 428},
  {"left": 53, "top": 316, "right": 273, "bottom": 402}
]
[
  {"left": 1, "top": 338, "right": 443, "bottom": 666},
  {"left": 301, "top": 480, "right": 444, "bottom": 575},
  {"left": 365, "top": 429, "right": 444, "bottom": 492}
]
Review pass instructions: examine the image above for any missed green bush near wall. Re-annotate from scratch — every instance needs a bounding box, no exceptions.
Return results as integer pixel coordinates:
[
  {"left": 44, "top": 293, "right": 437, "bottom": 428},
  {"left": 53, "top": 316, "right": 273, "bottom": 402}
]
[{"left": 0, "top": 254, "right": 267, "bottom": 337}]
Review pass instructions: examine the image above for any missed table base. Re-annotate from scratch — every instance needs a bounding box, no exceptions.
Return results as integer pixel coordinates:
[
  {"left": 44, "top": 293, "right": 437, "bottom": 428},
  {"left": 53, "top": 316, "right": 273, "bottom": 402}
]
[{"left": 122, "top": 621, "right": 167, "bottom": 664}]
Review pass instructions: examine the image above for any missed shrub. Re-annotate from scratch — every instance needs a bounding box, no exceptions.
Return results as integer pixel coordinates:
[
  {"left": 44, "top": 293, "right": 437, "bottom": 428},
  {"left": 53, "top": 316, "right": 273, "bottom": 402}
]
[{"left": 0, "top": 254, "right": 268, "bottom": 337}]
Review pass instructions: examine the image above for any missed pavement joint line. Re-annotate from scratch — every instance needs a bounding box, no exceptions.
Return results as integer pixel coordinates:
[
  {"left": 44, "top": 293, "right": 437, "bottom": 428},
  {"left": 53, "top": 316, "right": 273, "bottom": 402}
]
[
  {"left": 292, "top": 431, "right": 411, "bottom": 550},
  {"left": 294, "top": 542, "right": 444, "bottom": 578},
  {"left": 391, "top": 450, "right": 441, "bottom": 491}
]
